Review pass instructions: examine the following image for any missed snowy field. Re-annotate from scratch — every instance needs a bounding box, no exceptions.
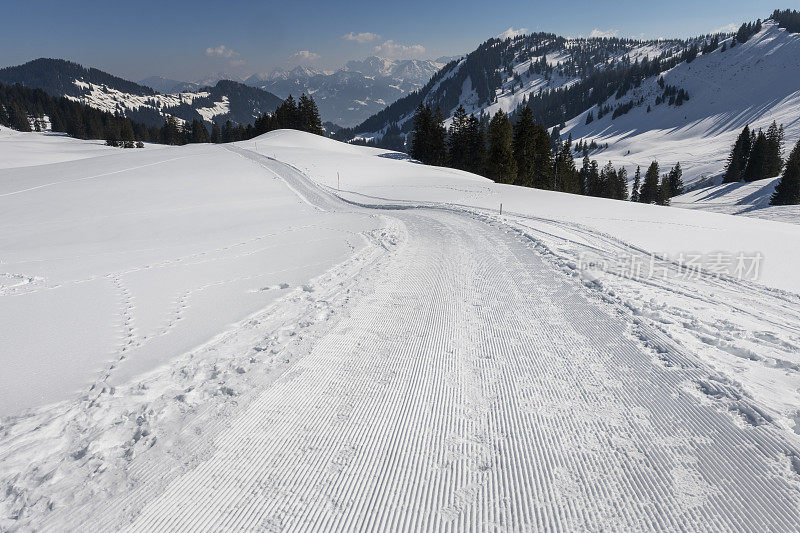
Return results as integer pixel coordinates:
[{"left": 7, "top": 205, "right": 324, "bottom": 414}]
[
  {"left": 0, "top": 126, "right": 138, "bottom": 169},
  {"left": 2, "top": 130, "right": 800, "bottom": 530}
]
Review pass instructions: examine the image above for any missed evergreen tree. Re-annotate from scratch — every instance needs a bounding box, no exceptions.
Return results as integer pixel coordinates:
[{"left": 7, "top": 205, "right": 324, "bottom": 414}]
[
  {"left": 190, "top": 119, "right": 210, "bottom": 144},
  {"left": 585, "top": 160, "right": 600, "bottom": 196},
  {"left": 485, "top": 110, "right": 516, "bottom": 183},
  {"left": 120, "top": 119, "right": 136, "bottom": 148},
  {"left": 465, "top": 114, "right": 486, "bottom": 175},
  {"left": 764, "top": 121, "right": 784, "bottom": 178},
  {"left": 630, "top": 165, "right": 641, "bottom": 202},
  {"left": 770, "top": 138, "right": 800, "bottom": 205},
  {"left": 553, "top": 140, "right": 579, "bottom": 193},
  {"left": 667, "top": 162, "right": 684, "bottom": 196},
  {"left": 298, "top": 93, "right": 324, "bottom": 135},
  {"left": 275, "top": 95, "right": 299, "bottom": 130},
  {"left": 743, "top": 129, "right": 769, "bottom": 181},
  {"left": 578, "top": 156, "right": 591, "bottom": 195},
  {"left": 410, "top": 103, "right": 431, "bottom": 163},
  {"left": 639, "top": 161, "right": 660, "bottom": 203},
  {"left": 658, "top": 175, "right": 672, "bottom": 206},
  {"left": 160, "top": 116, "right": 182, "bottom": 145},
  {"left": 723, "top": 125, "right": 752, "bottom": 183},
  {"left": 531, "top": 123, "right": 554, "bottom": 189},
  {"left": 447, "top": 105, "right": 470, "bottom": 170},
  {"left": 599, "top": 161, "right": 616, "bottom": 198},
  {"left": 512, "top": 106, "right": 536, "bottom": 187},
  {"left": 613, "top": 166, "right": 628, "bottom": 200},
  {"left": 429, "top": 107, "right": 447, "bottom": 166},
  {"left": 211, "top": 122, "right": 221, "bottom": 143}
]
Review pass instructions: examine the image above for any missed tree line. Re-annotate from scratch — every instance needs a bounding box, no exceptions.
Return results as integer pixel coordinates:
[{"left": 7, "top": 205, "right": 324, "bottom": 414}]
[
  {"left": 0, "top": 80, "right": 323, "bottom": 147},
  {"left": 723, "top": 122, "right": 784, "bottom": 183},
  {"left": 722, "top": 119, "right": 800, "bottom": 205},
  {"left": 409, "top": 102, "right": 685, "bottom": 205}
]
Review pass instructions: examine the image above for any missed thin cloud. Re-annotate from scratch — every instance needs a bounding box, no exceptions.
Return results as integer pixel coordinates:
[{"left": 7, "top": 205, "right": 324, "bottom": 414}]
[
  {"left": 373, "top": 40, "right": 426, "bottom": 59},
  {"left": 205, "top": 44, "right": 237, "bottom": 58},
  {"left": 710, "top": 23, "right": 737, "bottom": 34},
  {"left": 289, "top": 50, "right": 321, "bottom": 63},
  {"left": 589, "top": 28, "right": 620, "bottom": 39},
  {"left": 498, "top": 27, "right": 528, "bottom": 40},
  {"left": 342, "top": 32, "right": 381, "bottom": 43}
]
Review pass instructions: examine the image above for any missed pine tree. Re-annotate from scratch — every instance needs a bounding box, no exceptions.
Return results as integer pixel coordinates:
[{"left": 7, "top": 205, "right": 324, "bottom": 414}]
[
  {"left": 531, "top": 123, "right": 554, "bottom": 189},
  {"left": 211, "top": 122, "right": 221, "bottom": 143},
  {"left": 190, "top": 119, "right": 210, "bottom": 143},
  {"left": 585, "top": 160, "right": 600, "bottom": 196},
  {"left": 553, "top": 140, "right": 579, "bottom": 193},
  {"left": 668, "top": 162, "right": 684, "bottom": 196},
  {"left": 465, "top": 114, "right": 486, "bottom": 175},
  {"left": 744, "top": 129, "right": 769, "bottom": 181},
  {"left": 512, "top": 106, "right": 536, "bottom": 187},
  {"left": 613, "top": 166, "right": 628, "bottom": 200},
  {"left": 770, "top": 138, "right": 800, "bottom": 205},
  {"left": 429, "top": 107, "right": 447, "bottom": 166},
  {"left": 120, "top": 119, "right": 136, "bottom": 148},
  {"left": 275, "top": 95, "right": 299, "bottom": 130},
  {"left": 639, "top": 161, "right": 660, "bottom": 203},
  {"left": 764, "top": 121, "right": 784, "bottom": 178},
  {"left": 485, "top": 110, "right": 516, "bottom": 183},
  {"left": 447, "top": 105, "right": 470, "bottom": 170},
  {"left": 410, "top": 103, "right": 430, "bottom": 162},
  {"left": 723, "top": 125, "right": 752, "bottom": 183},
  {"left": 298, "top": 93, "right": 323, "bottom": 135},
  {"left": 578, "top": 156, "right": 591, "bottom": 195},
  {"left": 599, "top": 161, "right": 616, "bottom": 198},
  {"left": 658, "top": 175, "right": 672, "bottom": 206},
  {"left": 630, "top": 165, "right": 641, "bottom": 202}
]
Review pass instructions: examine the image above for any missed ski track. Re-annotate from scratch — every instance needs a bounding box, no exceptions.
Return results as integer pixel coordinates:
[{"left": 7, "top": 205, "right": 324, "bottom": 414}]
[{"left": 4, "top": 147, "right": 800, "bottom": 531}]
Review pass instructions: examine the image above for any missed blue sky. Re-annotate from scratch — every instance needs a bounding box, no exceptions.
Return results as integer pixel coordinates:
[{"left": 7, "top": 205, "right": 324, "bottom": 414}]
[{"left": 0, "top": 0, "right": 782, "bottom": 82}]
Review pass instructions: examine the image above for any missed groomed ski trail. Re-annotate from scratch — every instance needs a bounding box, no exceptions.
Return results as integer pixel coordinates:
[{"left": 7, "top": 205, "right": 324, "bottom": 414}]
[{"left": 117, "top": 149, "right": 800, "bottom": 531}]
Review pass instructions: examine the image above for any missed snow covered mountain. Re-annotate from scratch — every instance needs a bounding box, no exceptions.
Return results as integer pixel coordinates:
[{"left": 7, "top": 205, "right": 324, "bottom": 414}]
[
  {"left": 0, "top": 59, "right": 282, "bottom": 127},
  {"left": 352, "top": 17, "right": 800, "bottom": 190},
  {"left": 561, "top": 19, "right": 800, "bottom": 187},
  {"left": 245, "top": 57, "right": 445, "bottom": 127}
]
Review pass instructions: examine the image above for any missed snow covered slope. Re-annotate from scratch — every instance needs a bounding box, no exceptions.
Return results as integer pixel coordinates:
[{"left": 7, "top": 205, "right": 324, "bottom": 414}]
[
  {"left": 565, "top": 20, "right": 800, "bottom": 187},
  {"left": 244, "top": 130, "right": 800, "bottom": 438},
  {"left": 0, "top": 127, "right": 127, "bottom": 169},
  {"left": 672, "top": 175, "right": 800, "bottom": 224},
  {"left": 0, "top": 138, "right": 379, "bottom": 415},
  {"left": 2, "top": 130, "right": 800, "bottom": 530}
]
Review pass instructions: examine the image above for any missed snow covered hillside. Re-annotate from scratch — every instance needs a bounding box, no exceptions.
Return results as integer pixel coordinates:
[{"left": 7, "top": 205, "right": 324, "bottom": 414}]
[
  {"left": 672, "top": 175, "right": 800, "bottom": 224},
  {"left": 2, "top": 130, "right": 800, "bottom": 530},
  {"left": 0, "top": 59, "right": 283, "bottom": 127},
  {"left": 564, "top": 20, "right": 800, "bottom": 187},
  {"left": 0, "top": 126, "right": 134, "bottom": 169},
  {"left": 352, "top": 31, "right": 698, "bottom": 137},
  {"left": 0, "top": 133, "right": 380, "bottom": 415}
]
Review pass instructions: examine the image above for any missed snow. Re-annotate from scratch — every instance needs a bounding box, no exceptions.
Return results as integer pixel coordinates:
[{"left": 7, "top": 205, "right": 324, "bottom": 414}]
[
  {"left": 67, "top": 80, "right": 230, "bottom": 123},
  {"left": 673, "top": 175, "right": 800, "bottom": 224},
  {"left": 0, "top": 138, "right": 378, "bottom": 415},
  {"left": 2, "top": 129, "right": 800, "bottom": 529},
  {"left": 242, "top": 130, "right": 800, "bottom": 438},
  {"left": 195, "top": 96, "right": 230, "bottom": 123},
  {"left": 564, "top": 22, "right": 800, "bottom": 188},
  {"left": 0, "top": 127, "right": 128, "bottom": 169}
]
